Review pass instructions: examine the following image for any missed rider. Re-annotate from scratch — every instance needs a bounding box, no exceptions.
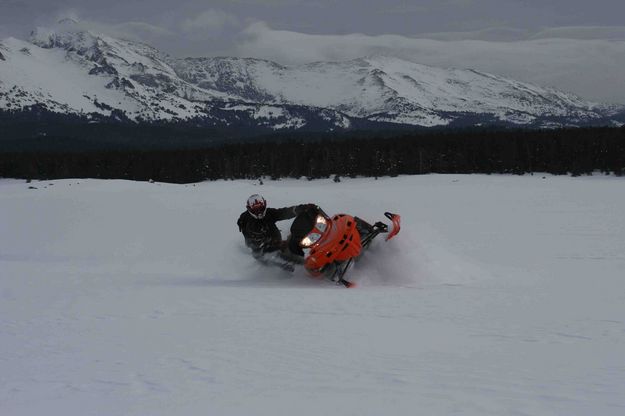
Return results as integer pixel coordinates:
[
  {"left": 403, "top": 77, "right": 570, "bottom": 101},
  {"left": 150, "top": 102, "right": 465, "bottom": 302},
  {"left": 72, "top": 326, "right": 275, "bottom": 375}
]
[{"left": 237, "top": 194, "right": 315, "bottom": 258}]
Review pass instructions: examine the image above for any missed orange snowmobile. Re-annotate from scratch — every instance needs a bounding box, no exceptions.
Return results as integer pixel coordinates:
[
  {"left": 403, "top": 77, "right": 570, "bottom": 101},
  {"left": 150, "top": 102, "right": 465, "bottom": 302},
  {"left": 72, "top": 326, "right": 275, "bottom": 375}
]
[{"left": 285, "top": 205, "right": 401, "bottom": 287}]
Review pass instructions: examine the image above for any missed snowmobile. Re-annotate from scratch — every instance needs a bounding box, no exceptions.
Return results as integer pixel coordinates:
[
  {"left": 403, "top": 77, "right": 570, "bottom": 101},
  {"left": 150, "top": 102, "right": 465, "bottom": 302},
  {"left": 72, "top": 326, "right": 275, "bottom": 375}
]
[{"left": 284, "top": 205, "right": 401, "bottom": 288}]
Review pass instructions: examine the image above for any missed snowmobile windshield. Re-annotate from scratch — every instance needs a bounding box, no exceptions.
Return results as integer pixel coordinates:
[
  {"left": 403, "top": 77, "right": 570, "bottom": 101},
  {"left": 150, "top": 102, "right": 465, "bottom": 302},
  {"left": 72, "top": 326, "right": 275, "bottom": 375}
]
[
  {"left": 315, "top": 215, "right": 328, "bottom": 232},
  {"left": 301, "top": 232, "right": 322, "bottom": 247}
]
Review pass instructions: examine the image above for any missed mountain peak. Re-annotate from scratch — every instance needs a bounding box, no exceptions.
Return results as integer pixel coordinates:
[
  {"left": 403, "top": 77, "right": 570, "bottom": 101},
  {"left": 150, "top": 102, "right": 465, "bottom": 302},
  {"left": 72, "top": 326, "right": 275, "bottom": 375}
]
[{"left": 30, "top": 23, "right": 96, "bottom": 50}]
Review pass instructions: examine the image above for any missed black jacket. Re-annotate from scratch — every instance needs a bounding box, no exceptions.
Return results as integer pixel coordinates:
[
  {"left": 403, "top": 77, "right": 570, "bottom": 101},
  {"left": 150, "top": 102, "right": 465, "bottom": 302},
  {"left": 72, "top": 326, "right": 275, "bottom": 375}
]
[{"left": 237, "top": 205, "right": 309, "bottom": 252}]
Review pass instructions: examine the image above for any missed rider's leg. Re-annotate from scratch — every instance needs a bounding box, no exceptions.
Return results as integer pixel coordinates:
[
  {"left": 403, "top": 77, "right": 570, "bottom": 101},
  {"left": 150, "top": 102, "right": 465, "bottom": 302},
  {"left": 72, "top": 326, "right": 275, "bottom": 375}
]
[{"left": 278, "top": 235, "right": 305, "bottom": 264}]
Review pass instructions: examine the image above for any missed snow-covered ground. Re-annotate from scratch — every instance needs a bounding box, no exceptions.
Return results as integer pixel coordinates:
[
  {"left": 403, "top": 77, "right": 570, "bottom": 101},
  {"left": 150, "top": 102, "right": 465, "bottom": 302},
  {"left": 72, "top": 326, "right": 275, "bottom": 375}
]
[{"left": 1, "top": 175, "right": 624, "bottom": 415}]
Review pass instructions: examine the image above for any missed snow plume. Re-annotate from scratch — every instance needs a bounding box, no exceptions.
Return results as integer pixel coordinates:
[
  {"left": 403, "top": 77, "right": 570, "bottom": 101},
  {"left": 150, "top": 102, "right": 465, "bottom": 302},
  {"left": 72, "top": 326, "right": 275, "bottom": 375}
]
[{"left": 351, "top": 230, "right": 425, "bottom": 287}]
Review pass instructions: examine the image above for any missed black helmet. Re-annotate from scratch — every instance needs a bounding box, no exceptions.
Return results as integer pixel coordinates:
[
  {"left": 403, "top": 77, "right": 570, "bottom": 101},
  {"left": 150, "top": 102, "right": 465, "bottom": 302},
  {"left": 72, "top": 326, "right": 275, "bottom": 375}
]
[{"left": 246, "top": 194, "right": 267, "bottom": 219}]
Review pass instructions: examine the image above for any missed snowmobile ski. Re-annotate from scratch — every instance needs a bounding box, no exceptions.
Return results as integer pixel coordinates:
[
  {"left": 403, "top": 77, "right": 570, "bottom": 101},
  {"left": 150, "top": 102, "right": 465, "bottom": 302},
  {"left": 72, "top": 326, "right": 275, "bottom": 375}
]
[
  {"left": 384, "top": 212, "right": 401, "bottom": 241},
  {"left": 338, "top": 278, "right": 356, "bottom": 288}
]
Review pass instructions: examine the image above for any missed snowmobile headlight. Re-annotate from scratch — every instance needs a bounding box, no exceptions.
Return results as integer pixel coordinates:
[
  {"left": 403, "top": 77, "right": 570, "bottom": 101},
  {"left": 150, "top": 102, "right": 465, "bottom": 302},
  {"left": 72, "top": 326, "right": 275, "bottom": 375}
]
[
  {"left": 315, "top": 215, "right": 328, "bottom": 232},
  {"left": 301, "top": 232, "right": 322, "bottom": 248}
]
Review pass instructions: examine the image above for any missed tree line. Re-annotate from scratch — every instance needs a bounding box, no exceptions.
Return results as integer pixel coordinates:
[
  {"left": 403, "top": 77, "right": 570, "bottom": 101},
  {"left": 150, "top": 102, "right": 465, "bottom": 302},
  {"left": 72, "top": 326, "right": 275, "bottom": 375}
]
[{"left": 1, "top": 127, "right": 624, "bottom": 183}]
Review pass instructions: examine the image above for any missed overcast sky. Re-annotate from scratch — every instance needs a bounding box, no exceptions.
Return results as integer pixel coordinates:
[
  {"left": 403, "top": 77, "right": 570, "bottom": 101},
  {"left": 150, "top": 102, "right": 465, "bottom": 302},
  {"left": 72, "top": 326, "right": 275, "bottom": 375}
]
[{"left": 1, "top": 0, "right": 625, "bottom": 103}]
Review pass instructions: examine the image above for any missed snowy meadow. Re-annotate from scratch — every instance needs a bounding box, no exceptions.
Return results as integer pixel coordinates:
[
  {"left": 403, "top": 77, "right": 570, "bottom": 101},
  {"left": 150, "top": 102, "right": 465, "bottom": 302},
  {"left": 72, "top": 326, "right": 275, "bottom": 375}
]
[{"left": 1, "top": 174, "right": 624, "bottom": 415}]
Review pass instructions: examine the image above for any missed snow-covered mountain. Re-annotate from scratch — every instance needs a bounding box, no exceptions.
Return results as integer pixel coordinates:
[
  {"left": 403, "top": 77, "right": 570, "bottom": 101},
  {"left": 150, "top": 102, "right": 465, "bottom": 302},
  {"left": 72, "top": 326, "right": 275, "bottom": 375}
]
[
  {"left": 1, "top": 21, "right": 623, "bottom": 131},
  {"left": 172, "top": 55, "right": 622, "bottom": 127},
  {"left": 0, "top": 21, "right": 352, "bottom": 132}
]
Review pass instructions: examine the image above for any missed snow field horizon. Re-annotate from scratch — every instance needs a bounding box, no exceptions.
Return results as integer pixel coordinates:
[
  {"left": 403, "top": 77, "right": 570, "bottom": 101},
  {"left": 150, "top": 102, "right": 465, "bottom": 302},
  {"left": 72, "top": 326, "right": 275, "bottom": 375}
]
[{"left": 1, "top": 174, "right": 624, "bottom": 415}]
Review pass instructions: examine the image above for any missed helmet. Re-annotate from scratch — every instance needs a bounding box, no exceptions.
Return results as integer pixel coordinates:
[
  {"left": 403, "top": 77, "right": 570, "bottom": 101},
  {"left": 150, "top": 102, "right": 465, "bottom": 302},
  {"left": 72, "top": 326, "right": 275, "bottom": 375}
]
[{"left": 246, "top": 194, "right": 267, "bottom": 219}]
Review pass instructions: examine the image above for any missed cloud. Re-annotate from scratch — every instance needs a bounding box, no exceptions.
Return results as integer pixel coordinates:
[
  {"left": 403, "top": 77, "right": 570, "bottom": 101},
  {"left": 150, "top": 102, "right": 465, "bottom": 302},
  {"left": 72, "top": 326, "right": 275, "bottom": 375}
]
[
  {"left": 25, "top": 10, "right": 240, "bottom": 56},
  {"left": 415, "top": 25, "right": 625, "bottom": 42},
  {"left": 181, "top": 9, "right": 241, "bottom": 38},
  {"left": 377, "top": 0, "right": 475, "bottom": 15},
  {"left": 378, "top": 4, "right": 429, "bottom": 14},
  {"left": 227, "top": 0, "right": 316, "bottom": 6},
  {"left": 114, "top": 21, "right": 177, "bottom": 40},
  {"left": 235, "top": 22, "right": 625, "bottom": 104},
  {"left": 33, "top": 8, "right": 240, "bottom": 44},
  {"left": 530, "top": 26, "right": 625, "bottom": 40}
]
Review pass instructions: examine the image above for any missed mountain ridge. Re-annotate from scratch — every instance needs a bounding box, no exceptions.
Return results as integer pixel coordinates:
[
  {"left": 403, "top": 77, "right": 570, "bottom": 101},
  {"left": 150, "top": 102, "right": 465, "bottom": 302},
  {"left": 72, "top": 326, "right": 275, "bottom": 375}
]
[{"left": 1, "top": 22, "right": 623, "bottom": 133}]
